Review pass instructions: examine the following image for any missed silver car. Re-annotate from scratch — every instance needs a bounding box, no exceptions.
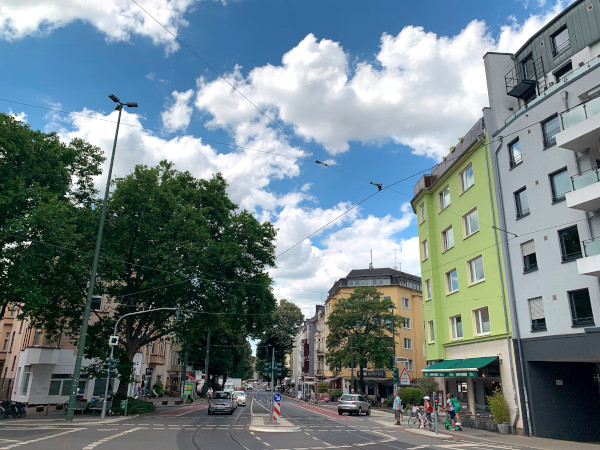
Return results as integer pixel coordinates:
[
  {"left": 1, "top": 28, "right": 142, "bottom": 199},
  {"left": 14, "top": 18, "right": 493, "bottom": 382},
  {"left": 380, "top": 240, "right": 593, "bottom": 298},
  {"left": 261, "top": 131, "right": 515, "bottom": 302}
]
[
  {"left": 208, "top": 391, "right": 235, "bottom": 415},
  {"left": 337, "top": 394, "right": 371, "bottom": 416}
]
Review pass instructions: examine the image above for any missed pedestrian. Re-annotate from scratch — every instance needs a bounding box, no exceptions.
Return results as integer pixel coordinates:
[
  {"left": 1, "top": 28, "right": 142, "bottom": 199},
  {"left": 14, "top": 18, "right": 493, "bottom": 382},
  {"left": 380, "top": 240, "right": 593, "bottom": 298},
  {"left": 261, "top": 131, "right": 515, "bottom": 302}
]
[
  {"left": 449, "top": 393, "right": 462, "bottom": 430},
  {"left": 393, "top": 391, "right": 402, "bottom": 425},
  {"left": 446, "top": 393, "right": 457, "bottom": 430},
  {"left": 152, "top": 387, "right": 158, "bottom": 399},
  {"left": 207, "top": 386, "right": 213, "bottom": 402},
  {"left": 421, "top": 396, "right": 433, "bottom": 428},
  {"left": 310, "top": 390, "right": 315, "bottom": 403}
]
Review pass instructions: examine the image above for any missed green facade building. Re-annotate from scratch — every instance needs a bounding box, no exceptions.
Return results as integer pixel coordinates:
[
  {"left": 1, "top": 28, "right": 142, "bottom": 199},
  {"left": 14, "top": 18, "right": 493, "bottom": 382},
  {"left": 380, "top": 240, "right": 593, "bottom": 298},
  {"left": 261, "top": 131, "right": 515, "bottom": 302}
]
[{"left": 411, "top": 119, "right": 523, "bottom": 431}]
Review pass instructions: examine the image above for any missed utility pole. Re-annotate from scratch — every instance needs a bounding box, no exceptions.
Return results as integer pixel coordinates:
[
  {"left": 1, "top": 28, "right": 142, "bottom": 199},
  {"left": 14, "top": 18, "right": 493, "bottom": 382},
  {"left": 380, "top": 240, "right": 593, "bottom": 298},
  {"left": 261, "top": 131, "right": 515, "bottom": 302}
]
[
  {"left": 204, "top": 328, "right": 210, "bottom": 396},
  {"left": 270, "top": 346, "right": 275, "bottom": 421},
  {"left": 350, "top": 335, "right": 354, "bottom": 394}
]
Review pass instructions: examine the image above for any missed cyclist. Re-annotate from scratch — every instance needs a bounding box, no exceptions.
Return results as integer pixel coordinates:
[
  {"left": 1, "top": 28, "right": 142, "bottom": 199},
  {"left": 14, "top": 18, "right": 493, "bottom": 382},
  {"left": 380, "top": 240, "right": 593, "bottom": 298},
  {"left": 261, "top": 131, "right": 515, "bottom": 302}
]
[{"left": 421, "top": 396, "right": 433, "bottom": 428}]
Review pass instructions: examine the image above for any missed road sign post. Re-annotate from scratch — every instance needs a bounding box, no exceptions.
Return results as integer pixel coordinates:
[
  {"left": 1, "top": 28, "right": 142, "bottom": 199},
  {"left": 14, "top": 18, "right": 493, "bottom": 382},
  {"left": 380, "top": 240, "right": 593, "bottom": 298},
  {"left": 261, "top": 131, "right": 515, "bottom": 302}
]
[{"left": 273, "top": 392, "right": 281, "bottom": 422}]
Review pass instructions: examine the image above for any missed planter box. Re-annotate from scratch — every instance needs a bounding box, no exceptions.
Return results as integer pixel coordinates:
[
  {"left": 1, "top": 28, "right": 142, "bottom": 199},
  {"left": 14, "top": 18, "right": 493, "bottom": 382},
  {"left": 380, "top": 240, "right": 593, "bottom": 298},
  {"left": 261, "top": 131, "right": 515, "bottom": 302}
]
[
  {"left": 174, "top": 400, "right": 182, "bottom": 405},
  {"left": 36, "top": 406, "right": 45, "bottom": 412},
  {"left": 162, "top": 401, "right": 168, "bottom": 406},
  {"left": 185, "top": 399, "right": 193, "bottom": 404}
]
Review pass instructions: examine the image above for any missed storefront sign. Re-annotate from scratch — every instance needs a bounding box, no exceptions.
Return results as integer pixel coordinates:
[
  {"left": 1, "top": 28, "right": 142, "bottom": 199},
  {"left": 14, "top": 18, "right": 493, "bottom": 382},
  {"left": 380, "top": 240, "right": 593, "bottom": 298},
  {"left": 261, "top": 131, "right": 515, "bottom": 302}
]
[
  {"left": 363, "top": 370, "right": 385, "bottom": 378},
  {"left": 424, "top": 371, "right": 478, "bottom": 378}
]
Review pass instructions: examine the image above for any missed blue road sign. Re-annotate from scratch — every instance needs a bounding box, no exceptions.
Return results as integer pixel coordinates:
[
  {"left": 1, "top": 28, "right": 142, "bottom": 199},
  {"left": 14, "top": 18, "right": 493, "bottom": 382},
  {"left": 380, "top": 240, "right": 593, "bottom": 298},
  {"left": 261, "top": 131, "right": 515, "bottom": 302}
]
[{"left": 273, "top": 393, "right": 281, "bottom": 402}]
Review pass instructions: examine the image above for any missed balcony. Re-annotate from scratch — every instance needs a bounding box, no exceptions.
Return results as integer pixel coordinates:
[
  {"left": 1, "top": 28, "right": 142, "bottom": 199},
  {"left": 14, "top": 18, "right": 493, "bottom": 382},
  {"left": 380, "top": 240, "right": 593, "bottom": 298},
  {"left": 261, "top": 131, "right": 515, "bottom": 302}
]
[
  {"left": 577, "top": 238, "right": 600, "bottom": 276},
  {"left": 22, "top": 347, "right": 60, "bottom": 365},
  {"left": 316, "top": 369, "right": 323, "bottom": 375},
  {"left": 566, "top": 169, "right": 600, "bottom": 212},
  {"left": 149, "top": 354, "right": 165, "bottom": 365},
  {"left": 556, "top": 96, "right": 600, "bottom": 151},
  {"left": 505, "top": 56, "right": 545, "bottom": 100}
]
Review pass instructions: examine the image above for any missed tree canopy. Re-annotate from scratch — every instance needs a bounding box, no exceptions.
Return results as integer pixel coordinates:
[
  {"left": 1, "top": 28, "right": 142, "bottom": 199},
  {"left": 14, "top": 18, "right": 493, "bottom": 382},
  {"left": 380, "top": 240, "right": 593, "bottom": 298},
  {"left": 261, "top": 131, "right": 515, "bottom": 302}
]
[{"left": 325, "top": 286, "right": 404, "bottom": 393}]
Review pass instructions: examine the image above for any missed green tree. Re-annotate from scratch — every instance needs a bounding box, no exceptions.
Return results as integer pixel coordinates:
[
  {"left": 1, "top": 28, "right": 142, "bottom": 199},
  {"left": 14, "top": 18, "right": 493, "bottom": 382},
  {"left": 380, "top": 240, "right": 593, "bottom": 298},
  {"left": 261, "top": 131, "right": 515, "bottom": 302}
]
[
  {"left": 325, "top": 287, "right": 404, "bottom": 393},
  {"left": 0, "top": 114, "right": 103, "bottom": 316},
  {"left": 256, "top": 299, "right": 304, "bottom": 381}
]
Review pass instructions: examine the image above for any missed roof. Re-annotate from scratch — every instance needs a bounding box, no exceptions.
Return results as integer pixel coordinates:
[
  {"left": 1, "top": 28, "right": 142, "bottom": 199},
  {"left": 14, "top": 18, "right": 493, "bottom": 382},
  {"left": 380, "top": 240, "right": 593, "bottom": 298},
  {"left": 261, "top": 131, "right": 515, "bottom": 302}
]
[{"left": 346, "top": 267, "right": 421, "bottom": 282}]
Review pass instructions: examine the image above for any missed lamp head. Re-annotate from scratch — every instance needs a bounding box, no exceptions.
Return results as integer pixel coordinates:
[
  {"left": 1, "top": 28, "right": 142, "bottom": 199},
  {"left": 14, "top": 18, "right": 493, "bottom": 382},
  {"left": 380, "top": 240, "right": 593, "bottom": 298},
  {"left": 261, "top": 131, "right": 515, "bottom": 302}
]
[
  {"left": 126, "top": 102, "right": 138, "bottom": 108},
  {"left": 108, "top": 94, "right": 120, "bottom": 103}
]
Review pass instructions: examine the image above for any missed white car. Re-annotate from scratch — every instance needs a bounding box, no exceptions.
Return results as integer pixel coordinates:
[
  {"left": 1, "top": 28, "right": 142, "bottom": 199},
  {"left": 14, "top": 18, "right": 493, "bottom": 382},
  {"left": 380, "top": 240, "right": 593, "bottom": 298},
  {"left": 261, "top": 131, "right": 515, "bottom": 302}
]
[
  {"left": 246, "top": 384, "right": 253, "bottom": 390},
  {"left": 233, "top": 391, "right": 247, "bottom": 406}
]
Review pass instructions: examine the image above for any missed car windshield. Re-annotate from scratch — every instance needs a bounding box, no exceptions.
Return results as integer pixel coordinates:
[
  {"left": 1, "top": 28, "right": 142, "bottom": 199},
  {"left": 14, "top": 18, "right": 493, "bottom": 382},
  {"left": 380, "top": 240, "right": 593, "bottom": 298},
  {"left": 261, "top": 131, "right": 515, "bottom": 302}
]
[
  {"left": 214, "top": 392, "right": 230, "bottom": 399},
  {"left": 234, "top": 392, "right": 244, "bottom": 397},
  {"left": 340, "top": 395, "right": 358, "bottom": 401}
]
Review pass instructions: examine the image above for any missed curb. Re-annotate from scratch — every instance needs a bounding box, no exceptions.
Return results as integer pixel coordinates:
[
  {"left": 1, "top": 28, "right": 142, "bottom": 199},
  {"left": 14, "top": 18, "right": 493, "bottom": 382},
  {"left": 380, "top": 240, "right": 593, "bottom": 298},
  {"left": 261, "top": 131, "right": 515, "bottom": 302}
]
[
  {"left": 249, "top": 424, "right": 301, "bottom": 433},
  {"left": 403, "top": 428, "right": 454, "bottom": 440}
]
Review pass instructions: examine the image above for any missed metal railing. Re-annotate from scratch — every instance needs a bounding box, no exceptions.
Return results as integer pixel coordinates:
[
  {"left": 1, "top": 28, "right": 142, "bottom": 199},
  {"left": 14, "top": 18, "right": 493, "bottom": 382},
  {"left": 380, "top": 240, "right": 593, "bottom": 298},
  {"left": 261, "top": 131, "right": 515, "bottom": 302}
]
[
  {"left": 571, "top": 168, "right": 600, "bottom": 191},
  {"left": 582, "top": 237, "right": 600, "bottom": 257}
]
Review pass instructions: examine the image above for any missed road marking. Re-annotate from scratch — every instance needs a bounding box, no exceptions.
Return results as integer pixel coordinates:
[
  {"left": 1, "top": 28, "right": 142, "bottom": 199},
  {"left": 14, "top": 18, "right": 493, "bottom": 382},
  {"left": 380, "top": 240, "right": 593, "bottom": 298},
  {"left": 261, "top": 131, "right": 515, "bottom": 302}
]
[
  {"left": 82, "top": 426, "right": 143, "bottom": 449},
  {"left": 263, "top": 442, "right": 271, "bottom": 447},
  {"left": 312, "top": 437, "right": 320, "bottom": 441},
  {"left": 0, "top": 428, "right": 82, "bottom": 449}
]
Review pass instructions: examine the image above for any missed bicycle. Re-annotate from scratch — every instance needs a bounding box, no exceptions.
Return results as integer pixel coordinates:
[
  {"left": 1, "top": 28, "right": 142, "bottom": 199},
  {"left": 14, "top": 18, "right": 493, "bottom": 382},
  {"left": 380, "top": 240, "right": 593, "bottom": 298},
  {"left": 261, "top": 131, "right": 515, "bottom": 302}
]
[{"left": 408, "top": 409, "right": 433, "bottom": 431}]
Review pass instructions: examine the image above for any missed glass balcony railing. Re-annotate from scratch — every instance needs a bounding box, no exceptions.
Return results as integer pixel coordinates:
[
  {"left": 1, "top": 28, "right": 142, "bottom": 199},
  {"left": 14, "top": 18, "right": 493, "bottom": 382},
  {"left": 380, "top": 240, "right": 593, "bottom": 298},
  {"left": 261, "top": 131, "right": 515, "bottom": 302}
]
[
  {"left": 561, "top": 96, "right": 600, "bottom": 130},
  {"left": 583, "top": 237, "right": 600, "bottom": 257},
  {"left": 571, "top": 168, "right": 600, "bottom": 190}
]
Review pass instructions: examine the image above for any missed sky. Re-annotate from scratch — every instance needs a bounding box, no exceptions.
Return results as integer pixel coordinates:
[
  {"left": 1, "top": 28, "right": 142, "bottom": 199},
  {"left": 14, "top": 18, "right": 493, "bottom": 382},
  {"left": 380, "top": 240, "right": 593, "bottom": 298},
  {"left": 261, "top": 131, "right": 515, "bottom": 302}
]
[{"left": 0, "top": 0, "right": 572, "bottom": 318}]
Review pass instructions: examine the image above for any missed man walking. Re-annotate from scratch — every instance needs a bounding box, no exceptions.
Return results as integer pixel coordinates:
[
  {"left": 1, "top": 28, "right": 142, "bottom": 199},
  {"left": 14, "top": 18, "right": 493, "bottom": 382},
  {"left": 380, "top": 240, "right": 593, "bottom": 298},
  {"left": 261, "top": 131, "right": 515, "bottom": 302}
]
[{"left": 393, "top": 391, "right": 403, "bottom": 425}]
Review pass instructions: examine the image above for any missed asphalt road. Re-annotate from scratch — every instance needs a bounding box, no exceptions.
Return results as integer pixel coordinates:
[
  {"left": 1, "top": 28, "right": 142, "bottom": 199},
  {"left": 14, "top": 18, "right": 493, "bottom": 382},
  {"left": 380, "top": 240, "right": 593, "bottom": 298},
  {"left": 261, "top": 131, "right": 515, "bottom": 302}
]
[{"left": 0, "top": 394, "right": 533, "bottom": 450}]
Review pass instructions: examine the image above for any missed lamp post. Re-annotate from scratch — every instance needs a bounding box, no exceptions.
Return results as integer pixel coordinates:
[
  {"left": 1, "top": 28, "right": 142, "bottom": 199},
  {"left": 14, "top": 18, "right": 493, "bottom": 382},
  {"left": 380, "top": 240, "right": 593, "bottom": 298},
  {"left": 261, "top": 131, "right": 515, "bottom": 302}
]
[{"left": 66, "top": 95, "right": 138, "bottom": 421}]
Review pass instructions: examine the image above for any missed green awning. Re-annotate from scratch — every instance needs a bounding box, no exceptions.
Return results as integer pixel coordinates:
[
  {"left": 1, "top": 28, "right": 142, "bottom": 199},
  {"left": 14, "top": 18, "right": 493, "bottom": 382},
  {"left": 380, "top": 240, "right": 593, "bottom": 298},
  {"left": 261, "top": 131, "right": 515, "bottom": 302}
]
[
  {"left": 450, "top": 356, "right": 498, "bottom": 371},
  {"left": 421, "top": 359, "right": 463, "bottom": 372}
]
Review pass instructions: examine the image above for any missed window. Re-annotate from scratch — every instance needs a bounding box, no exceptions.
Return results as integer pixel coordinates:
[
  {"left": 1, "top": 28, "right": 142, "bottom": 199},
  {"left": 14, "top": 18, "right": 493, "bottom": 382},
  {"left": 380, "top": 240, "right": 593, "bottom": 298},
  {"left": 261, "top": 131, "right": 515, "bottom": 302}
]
[
  {"left": 422, "top": 240, "right": 429, "bottom": 261},
  {"left": 551, "top": 26, "right": 570, "bottom": 56},
  {"left": 21, "top": 365, "right": 31, "bottom": 396},
  {"left": 515, "top": 187, "right": 530, "bottom": 219},
  {"left": 522, "top": 54, "right": 535, "bottom": 80},
  {"left": 521, "top": 240, "right": 538, "bottom": 273},
  {"left": 2, "top": 332, "right": 9, "bottom": 352},
  {"left": 468, "top": 255, "right": 485, "bottom": 284},
  {"left": 425, "top": 279, "right": 432, "bottom": 300},
  {"left": 403, "top": 318, "right": 412, "bottom": 329},
  {"left": 528, "top": 297, "right": 546, "bottom": 331},
  {"left": 542, "top": 115, "right": 560, "bottom": 148},
  {"left": 33, "top": 329, "right": 42, "bottom": 346},
  {"left": 404, "top": 338, "right": 412, "bottom": 350},
  {"left": 48, "top": 374, "right": 70, "bottom": 396},
  {"left": 460, "top": 164, "right": 474, "bottom": 192},
  {"left": 406, "top": 359, "right": 414, "bottom": 371},
  {"left": 419, "top": 203, "right": 426, "bottom": 224},
  {"left": 446, "top": 269, "right": 459, "bottom": 294},
  {"left": 439, "top": 186, "right": 451, "bottom": 211},
  {"left": 568, "top": 289, "right": 594, "bottom": 327},
  {"left": 442, "top": 226, "right": 454, "bottom": 252},
  {"left": 450, "top": 315, "right": 463, "bottom": 340},
  {"left": 474, "top": 307, "right": 491, "bottom": 335},
  {"left": 401, "top": 297, "right": 410, "bottom": 309},
  {"left": 559, "top": 226, "right": 582, "bottom": 262},
  {"left": 428, "top": 320, "right": 435, "bottom": 343},
  {"left": 508, "top": 139, "right": 522, "bottom": 168},
  {"left": 91, "top": 295, "right": 102, "bottom": 311},
  {"left": 550, "top": 168, "right": 570, "bottom": 203},
  {"left": 554, "top": 61, "right": 572, "bottom": 83},
  {"left": 464, "top": 208, "right": 479, "bottom": 237}
]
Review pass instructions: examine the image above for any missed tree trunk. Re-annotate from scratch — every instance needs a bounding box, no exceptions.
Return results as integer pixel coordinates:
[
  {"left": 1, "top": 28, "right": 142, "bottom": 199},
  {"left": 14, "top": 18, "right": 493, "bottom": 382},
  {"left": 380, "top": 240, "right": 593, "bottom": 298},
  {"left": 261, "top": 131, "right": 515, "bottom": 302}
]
[
  {"left": 115, "top": 347, "right": 139, "bottom": 398},
  {"left": 222, "top": 374, "right": 228, "bottom": 390},
  {"left": 359, "top": 366, "right": 365, "bottom": 394}
]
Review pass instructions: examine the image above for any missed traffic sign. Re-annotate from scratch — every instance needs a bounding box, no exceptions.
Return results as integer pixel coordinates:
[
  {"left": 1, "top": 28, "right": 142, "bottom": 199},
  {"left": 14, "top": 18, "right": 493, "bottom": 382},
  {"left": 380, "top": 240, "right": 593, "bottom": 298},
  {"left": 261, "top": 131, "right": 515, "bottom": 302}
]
[
  {"left": 273, "top": 393, "right": 281, "bottom": 402},
  {"left": 399, "top": 367, "right": 411, "bottom": 385},
  {"left": 396, "top": 357, "right": 408, "bottom": 364}
]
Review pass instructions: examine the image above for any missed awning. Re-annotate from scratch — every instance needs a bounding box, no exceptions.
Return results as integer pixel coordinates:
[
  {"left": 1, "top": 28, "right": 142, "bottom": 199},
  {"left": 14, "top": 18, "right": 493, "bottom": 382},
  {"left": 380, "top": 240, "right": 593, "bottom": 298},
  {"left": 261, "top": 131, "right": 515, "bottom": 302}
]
[
  {"left": 323, "top": 377, "right": 340, "bottom": 383},
  {"left": 422, "top": 357, "right": 498, "bottom": 378}
]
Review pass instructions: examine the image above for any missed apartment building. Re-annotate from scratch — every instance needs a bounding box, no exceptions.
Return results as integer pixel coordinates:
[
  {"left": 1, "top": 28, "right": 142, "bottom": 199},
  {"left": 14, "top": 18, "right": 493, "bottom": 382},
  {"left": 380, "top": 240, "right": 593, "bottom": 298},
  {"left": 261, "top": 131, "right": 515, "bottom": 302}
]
[
  {"left": 323, "top": 266, "right": 424, "bottom": 399},
  {"left": 411, "top": 120, "right": 523, "bottom": 432},
  {"left": 483, "top": 0, "right": 600, "bottom": 440}
]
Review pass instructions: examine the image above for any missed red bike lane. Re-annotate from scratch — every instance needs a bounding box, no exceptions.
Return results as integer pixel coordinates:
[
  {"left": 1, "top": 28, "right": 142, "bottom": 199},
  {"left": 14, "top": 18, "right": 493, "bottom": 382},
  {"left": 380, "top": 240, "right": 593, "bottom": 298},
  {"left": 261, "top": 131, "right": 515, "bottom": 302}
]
[
  {"left": 290, "top": 401, "right": 359, "bottom": 420},
  {"left": 155, "top": 403, "right": 208, "bottom": 416}
]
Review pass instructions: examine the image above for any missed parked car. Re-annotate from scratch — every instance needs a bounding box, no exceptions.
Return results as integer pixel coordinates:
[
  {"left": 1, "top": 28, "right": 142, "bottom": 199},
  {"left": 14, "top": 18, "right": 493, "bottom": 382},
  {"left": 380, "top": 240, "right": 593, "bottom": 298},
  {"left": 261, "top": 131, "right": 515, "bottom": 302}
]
[
  {"left": 233, "top": 391, "right": 247, "bottom": 406},
  {"left": 265, "top": 385, "right": 271, "bottom": 391},
  {"left": 246, "top": 384, "right": 253, "bottom": 390},
  {"left": 208, "top": 391, "right": 235, "bottom": 415},
  {"left": 337, "top": 394, "right": 371, "bottom": 416}
]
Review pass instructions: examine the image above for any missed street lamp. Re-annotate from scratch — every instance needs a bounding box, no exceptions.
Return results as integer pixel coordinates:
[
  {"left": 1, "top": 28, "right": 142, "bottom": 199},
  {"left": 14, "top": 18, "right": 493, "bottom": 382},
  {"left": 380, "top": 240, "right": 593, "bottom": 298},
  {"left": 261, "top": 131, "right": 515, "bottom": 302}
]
[
  {"left": 389, "top": 303, "right": 397, "bottom": 393},
  {"left": 66, "top": 95, "right": 138, "bottom": 421}
]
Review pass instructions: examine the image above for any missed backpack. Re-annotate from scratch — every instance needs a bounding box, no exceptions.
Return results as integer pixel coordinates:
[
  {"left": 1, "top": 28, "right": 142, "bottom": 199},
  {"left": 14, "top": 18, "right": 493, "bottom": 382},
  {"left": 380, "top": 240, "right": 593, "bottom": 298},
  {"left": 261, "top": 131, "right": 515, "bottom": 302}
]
[{"left": 451, "top": 397, "right": 462, "bottom": 413}]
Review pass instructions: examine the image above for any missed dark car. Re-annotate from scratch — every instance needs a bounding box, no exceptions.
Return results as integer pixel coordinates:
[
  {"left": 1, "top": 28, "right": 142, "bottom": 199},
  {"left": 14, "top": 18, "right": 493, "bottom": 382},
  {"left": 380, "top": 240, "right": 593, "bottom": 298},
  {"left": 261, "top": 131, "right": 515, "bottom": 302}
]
[
  {"left": 208, "top": 391, "right": 235, "bottom": 415},
  {"left": 337, "top": 394, "right": 371, "bottom": 416}
]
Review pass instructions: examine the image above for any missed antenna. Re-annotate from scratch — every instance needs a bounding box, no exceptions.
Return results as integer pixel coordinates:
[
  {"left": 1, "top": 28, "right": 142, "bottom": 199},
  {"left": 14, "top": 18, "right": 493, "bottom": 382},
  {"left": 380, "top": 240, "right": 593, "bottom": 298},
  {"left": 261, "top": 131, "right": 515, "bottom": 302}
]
[
  {"left": 389, "top": 249, "right": 399, "bottom": 270},
  {"left": 369, "top": 249, "right": 373, "bottom": 270}
]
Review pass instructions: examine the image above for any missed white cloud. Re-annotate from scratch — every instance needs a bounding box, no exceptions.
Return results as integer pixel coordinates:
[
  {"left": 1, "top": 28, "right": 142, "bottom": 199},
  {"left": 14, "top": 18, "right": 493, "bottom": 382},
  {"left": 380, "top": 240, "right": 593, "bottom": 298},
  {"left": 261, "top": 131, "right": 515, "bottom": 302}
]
[
  {"left": 8, "top": 110, "right": 27, "bottom": 123},
  {"left": 0, "top": 0, "right": 197, "bottom": 53},
  {"left": 161, "top": 89, "right": 194, "bottom": 132}
]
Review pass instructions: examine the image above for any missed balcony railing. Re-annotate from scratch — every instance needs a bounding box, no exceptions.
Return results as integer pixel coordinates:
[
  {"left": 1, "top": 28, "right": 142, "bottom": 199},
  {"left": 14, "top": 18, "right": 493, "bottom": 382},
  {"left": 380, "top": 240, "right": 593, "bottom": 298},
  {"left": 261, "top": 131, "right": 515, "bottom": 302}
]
[
  {"left": 150, "top": 354, "right": 165, "bottom": 365},
  {"left": 571, "top": 168, "right": 600, "bottom": 191},
  {"left": 582, "top": 238, "right": 600, "bottom": 257},
  {"left": 505, "top": 56, "right": 545, "bottom": 99},
  {"left": 561, "top": 96, "right": 600, "bottom": 131}
]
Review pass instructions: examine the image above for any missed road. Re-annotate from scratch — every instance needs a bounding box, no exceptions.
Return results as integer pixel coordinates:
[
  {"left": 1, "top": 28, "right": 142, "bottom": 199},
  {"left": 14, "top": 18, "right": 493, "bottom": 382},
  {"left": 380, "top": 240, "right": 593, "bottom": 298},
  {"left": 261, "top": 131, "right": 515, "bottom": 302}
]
[{"left": 0, "top": 394, "right": 534, "bottom": 450}]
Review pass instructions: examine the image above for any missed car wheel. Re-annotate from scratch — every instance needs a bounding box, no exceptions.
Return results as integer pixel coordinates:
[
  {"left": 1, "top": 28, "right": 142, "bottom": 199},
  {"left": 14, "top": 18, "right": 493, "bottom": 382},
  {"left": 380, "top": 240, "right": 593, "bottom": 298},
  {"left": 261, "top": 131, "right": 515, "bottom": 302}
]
[
  {"left": 208, "top": 409, "right": 211, "bottom": 415},
  {"left": 366, "top": 407, "right": 371, "bottom": 416},
  {"left": 358, "top": 407, "right": 362, "bottom": 416},
  {"left": 338, "top": 411, "right": 343, "bottom": 415}
]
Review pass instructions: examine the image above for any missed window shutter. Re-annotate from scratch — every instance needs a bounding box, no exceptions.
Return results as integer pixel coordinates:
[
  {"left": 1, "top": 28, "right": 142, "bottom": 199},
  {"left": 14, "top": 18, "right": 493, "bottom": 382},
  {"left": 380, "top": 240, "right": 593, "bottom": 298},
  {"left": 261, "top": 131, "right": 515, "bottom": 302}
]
[
  {"left": 521, "top": 240, "right": 535, "bottom": 256},
  {"left": 529, "top": 297, "right": 545, "bottom": 320}
]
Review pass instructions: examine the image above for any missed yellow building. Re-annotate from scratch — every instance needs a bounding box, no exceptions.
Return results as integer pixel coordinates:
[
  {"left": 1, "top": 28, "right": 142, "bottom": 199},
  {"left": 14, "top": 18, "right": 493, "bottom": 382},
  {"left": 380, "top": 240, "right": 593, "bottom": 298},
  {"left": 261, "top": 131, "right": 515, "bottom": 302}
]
[{"left": 324, "top": 267, "right": 425, "bottom": 398}]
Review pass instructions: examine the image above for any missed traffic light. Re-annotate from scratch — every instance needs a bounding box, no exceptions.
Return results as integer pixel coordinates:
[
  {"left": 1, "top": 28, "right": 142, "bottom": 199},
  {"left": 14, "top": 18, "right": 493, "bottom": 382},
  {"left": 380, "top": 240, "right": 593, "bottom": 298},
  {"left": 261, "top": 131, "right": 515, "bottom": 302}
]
[
  {"left": 393, "top": 367, "right": 399, "bottom": 382},
  {"left": 108, "top": 358, "right": 117, "bottom": 373},
  {"left": 274, "top": 362, "right": 283, "bottom": 378},
  {"left": 263, "top": 362, "right": 272, "bottom": 377}
]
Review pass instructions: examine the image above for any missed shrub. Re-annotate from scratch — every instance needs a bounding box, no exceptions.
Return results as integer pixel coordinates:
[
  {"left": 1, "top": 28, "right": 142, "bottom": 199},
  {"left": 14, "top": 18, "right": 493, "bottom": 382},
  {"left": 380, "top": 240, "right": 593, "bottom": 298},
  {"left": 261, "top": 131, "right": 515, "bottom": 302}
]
[
  {"left": 316, "top": 382, "right": 328, "bottom": 394},
  {"left": 111, "top": 396, "right": 156, "bottom": 415},
  {"left": 153, "top": 380, "right": 164, "bottom": 396},
  {"left": 399, "top": 387, "right": 424, "bottom": 406},
  {"left": 417, "top": 378, "right": 437, "bottom": 397},
  {"left": 487, "top": 388, "right": 509, "bottom": 424},
  {"left": 329, "top": 389, "right": 342, "bottom": 400}
]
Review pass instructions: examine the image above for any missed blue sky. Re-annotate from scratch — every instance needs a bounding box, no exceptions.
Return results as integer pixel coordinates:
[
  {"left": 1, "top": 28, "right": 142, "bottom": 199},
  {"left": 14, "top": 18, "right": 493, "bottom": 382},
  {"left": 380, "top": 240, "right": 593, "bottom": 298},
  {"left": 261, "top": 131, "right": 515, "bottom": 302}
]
[{"left": 0, "top": 0, "right": 570, "bottom": 316}]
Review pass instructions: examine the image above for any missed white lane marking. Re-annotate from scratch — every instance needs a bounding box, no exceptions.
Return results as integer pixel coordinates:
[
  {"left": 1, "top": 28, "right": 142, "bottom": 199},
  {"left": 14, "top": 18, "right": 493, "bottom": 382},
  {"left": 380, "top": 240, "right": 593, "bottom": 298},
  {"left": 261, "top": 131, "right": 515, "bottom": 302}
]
[
  {"left": 0, "top": 428, "right": 82, "bottom": 449},
  {"left": 82, "top": 426, "right": 143, "bottom": 450},
  {"left": 312, "top": 437, "right": 320, "bottom": 441},
  {"left": 263, "top": 442, "right": 271, "bottom": 447}
]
